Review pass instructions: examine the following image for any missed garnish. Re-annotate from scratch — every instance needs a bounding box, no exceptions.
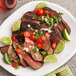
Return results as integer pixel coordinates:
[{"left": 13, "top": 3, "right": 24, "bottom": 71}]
[
  {"left": 15, "top": 66, "right": 19, "bottom": 69},
  {"left": 14, "top": 59, "right": 20, "bottom": 63},
  {"left": 30, "top": 27, "right": 34, "bottom": 31},
  {"left": 19, "top": 45, "right": 24, "bottom": 49},
  {"left": 29, "top": 51, "right": 32, "bottom": 55},
  {"left": 35, "top": 34, "right": 40, "bottom": 39},
  {"left": 39, "top": 31, "right": 43, "bottom": 36},
  {"left": 12, "top": 49, "right": 15, "bottom": 52},
  {"left": 35, "top": 54, "right": 39, "bottom": 58},
  {"left": 33, "top": 46, "right": 37, "bottom": 53},
  {"left": 38, "top": 16, "right": 42, "bottom": 21},
  {"left": 36, "top": 21, "right": 40, "bottom": 25},
  {"left": 58, "top": 12, "right": 63, "bottom": 15},
  {"left": 41, "top": 51, "right": 46, "bottom": 55},
  {"left": 32, "top": 15, "right": 36, "bottom": 19}
]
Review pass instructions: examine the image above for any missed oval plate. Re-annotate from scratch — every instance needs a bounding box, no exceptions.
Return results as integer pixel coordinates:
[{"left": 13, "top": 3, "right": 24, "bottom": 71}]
[{"left": 0, "top": 1, "right": 76, "bottom": 76}]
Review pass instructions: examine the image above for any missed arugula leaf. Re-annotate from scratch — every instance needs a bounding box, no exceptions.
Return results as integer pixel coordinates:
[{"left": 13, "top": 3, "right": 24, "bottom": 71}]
[{"left": 59, "top": 12, "right": 63, "bottom": 15}]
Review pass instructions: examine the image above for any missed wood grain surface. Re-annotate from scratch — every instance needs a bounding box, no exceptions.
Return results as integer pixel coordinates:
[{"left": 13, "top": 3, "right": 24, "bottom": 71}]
[{"left": 0, "top": 0, "right": 76, "bottom": 76}]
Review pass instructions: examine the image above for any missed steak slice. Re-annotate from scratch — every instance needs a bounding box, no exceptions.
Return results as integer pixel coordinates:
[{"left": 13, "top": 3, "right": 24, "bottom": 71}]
[
  {"left": 22, "top": 51, "right": 43, "bottom": 69},
  {"left": 0, "top": 46, "right": 9, "bottom": 55},
  {"left": 42, "top": 38, "right": 53, "bottom": 54}
]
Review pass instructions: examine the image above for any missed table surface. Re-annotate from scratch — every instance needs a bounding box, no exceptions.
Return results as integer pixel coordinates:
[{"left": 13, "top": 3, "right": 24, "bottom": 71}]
[{"left": 0, "top": 0, "right": 76, "bottom": 76}]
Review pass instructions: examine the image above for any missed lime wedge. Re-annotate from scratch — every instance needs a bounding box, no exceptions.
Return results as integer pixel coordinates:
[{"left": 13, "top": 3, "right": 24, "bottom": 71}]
[
  {"left": 37, "top": 3, "right": 48, "bottom": 9},
  {"left": 3, "top": 53, "right": 12, "bottom": 64},
  {"left": 44, "top": 54, "right": 57, "bottom": 62},
  {"left": 62, "top": 28, "right": 71, "bottom": 41},
  {"left": 13, "top": 20, "right": 21, "bottom": 31},
  {"left": 0, "top": 37, "right": 12, "bottom": 45},
  {"left": 55, "top": 40, "right": 65, "bottom": 53}
]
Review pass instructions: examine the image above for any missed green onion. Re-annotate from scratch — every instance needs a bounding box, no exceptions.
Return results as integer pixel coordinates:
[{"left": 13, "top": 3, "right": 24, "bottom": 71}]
[
  {"left": 14, "top": 46, "right": 17, "bottom": 49},
  {"left": 38, "top": 16, "right": 42, "bottom": 21},
  {"left": 40, "top": 31, "right": 43, "bottom": 36},
  {"left": 36, "top": 21, "right": 40, "bottom": 25},
  {"left": 33, "top": 46, "right": 37, "bottom": 53},
  {"left": 35, "top": 54, "right": 39, "bottom": 58},
  {"left": 12, "top": 49, "right": 14, "bottom": 52},
  {"left": 41, "top": 51, "right": 46, "bottom": 55},
  {"left": 19, "top": 45, "right": 24, "bottom": 49},
  {"left": 14, "top": 59, "right": 20, "bottom": 62}
]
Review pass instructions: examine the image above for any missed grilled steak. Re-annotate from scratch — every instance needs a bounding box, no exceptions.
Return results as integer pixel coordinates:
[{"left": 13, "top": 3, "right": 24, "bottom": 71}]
[
  {"left": 0, "top": 46, "right": 9, "bottom": 55},
  {"left": 22, "top": 51, "right": 43, "bottom": 69}
]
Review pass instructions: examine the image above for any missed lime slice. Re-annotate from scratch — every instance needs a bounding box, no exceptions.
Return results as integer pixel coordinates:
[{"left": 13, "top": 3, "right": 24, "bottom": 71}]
[
  {"left": 44, "top": 54, "right": 57, "bottom": 62},
  {"left": 37, "top": 3, "right": 48, "bottom": 9},
  {"left": 55, "top": 40, "right": 65, "bottom": 53},
  {"left": 3, "top": 53, "right": 12, "bottom": 64},
  {"left": 13, "top": 20, "right": 21, "bottom": 31},
  {"left": 0, "top": 37, "right": 12, "bottom": 45},
  {"left": 62, "top": 28, "right": 71, "bottom": 41}
]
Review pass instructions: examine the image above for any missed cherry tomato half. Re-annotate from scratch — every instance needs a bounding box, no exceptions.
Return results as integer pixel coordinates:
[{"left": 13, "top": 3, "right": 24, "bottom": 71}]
[
  {"left": 30, "top": 34, "right": 35, "bottom": 41},
  {"left": 11, "top": 37, "right": 16, "bottom": 41},
  {"left": 36, "top": 38, "right": 42, "bottom": 43},
  {"left": 37, "top": 9, "right": 44, "bottom": 16},
  {"left": 44, "top": 10, "right": 50, "bottom": 15},
  {"left": 37, "top": 43, "right": 42, "bottom": 49},
  {"left": 16, "top": 48, "right": 23, "bottom": 54},
  {"left": 34, "top": 8, "right": 38, "bottom": 13},
  {"left": 12, "top": 62, "right": 19, "bottom": 68}
]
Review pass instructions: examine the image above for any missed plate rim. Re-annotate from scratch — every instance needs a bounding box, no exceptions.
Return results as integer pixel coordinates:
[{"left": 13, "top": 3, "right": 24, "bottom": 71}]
[{"left": 0, "top": 1, "right": 76, "bottom": 76}]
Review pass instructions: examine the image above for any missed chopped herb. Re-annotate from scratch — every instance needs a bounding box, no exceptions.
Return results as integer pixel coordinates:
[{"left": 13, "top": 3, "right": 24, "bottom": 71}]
[
  {"left": 41, "top": 51, "right": 46, "bottom": 55},
  {"left": 53, "top": 15, "right": 61, "bottom": 23},
  {"left": 58, "top": 12, "right": 63, "bottom": 15},
  {"left": 29, "top": 51, "right": 32, "bottom": 55},
  {"left": 14, "top": 46, "right": 17, "bottom": 49},
  {"left": 15, "top": 66, "right": 19, "bottom": 69},
  {"left": 12, "top": 49, "right": 14, "bottom": 52},
  {"left": 32, "top": 15, "right": 36, "bottom": 19},
  {"left": 30, "top": 27, "right": 34, "bottom": 31},
  {"left": 35, "top": 34, "right": 40, "bottom": 39},
  {"left": 33, "top": 46, "right": 37, "bottom": 53},
  {"left": 19, "top": 45, "right": 24, "bottom": 49},
  {"left": 35, "top": 54, "right": 39, "bottom": 58},
  {"left": 14, "top": 59, "right": 20, "bottom": 62},
  {"left": 38, "top": 16, "right": 42, "bottom": 21},
  {"left": 36, "top": 21, "right": 40, "bottom": 25},
  {"left": 40, "top": 31, "right": 43, "bottom": 36},
  {"left": 45, "top": 17, "right": 50, "bottom": 25},
  {"left": 41, "top": 24, "right": 44, "bottom": 26}
]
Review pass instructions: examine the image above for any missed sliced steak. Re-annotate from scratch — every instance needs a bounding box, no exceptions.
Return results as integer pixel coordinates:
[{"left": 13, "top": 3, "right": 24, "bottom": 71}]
[
  {"left": 22, "top": 51, "right": 43, "bottom": 69},
  {"left": 42, "top": 39, "right": 53, "bottom": 54},
  {"left": 18, "top": 54, "right": 28, "bottom": 67},
  {"left": 0, "top": 46, "right": 9, "bottom": 55},
  {"left": 8, "top": 46, "right": 18, "bottom": 60}
]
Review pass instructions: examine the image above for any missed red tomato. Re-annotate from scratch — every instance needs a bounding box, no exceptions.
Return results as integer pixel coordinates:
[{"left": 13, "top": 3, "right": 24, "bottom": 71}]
[
  {"left": 43, "top": 55, "right": 46, "bottom": 58},
  {"left": 30, "top": 34, "right": 35, "bottom": 41},
  {"left": 50, "top": 12, "right": 57, "bottom": 16},
  {"left": 12, "top": 62, "right": 19, "bottom": 68},
  {"left": 45, "top": 33, "right": 50, "bottom": 38},
  {"left": 11, "top": 37, "right": 16, "bottom": 41},
  {"left": 24, "top": 31, "right": 30, "bottom": 38},
  {"left": 37, "top": 43, "right": 42, "bottom": 49},
  {"left": 36, "top": 38, "right": 42, "bottom": 43},
  {"left": 16, "top": 48, "right": 23, "bottom": 54},
  {"left": 37, "top": 9, "right": 44, "bottom": 16},
  {"left": 34, "top": 8, "right": 38, "bottom": 13},
  {"left": 44, "top": 10, "right": 50, "bottom": 15},
  {"left": 17, "top": 44, "right": 20, "bottom": 48},
  {"left": 41, "top": 35, "right": 46, "bottom": 41},
  {"left": 52, "top": 43, "right": 57, "bottom": 49}
]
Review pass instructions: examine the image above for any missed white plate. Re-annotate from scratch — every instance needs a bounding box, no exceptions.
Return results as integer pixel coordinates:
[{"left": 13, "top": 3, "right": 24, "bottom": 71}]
[{"left": 0, "top": 1, "right": 76, "bottom": 76}]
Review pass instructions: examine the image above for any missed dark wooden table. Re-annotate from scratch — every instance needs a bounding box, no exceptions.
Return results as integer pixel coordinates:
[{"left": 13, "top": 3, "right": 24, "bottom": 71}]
[{"left": 0, "top": 0, "right": 76, "bottom": 76}]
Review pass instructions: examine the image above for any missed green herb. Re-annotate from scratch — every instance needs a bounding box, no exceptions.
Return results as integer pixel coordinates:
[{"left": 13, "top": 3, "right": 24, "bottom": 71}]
[
  {"left": 59, "top": 12, "right": 63, "bottom": 15},
  {"left": 53, "top": 15, "right": 61, "bottom": 23},
  {"left": 19, "top": 45, "right": 24, "bottom": 49},
  {"left": 14, "top": 59, "right": 20, "bottom": 62},
  {"left": 36, "top": 21, "right": 40, "bottom": 25},
  {"left": 32, "top": 15, "right": 36, "bottom": 19},
  {"left": 38, "top": 16, "right": 42, "bottom": 21},
  {"left": 35, "top": 34, "right": 40, "bottom": 39},
  {"left": 45, "top": 17, "right": 50, "bottom": 25},
  {"left": 41, "top": 24, "right": 44, "bottom": 26},
  {"left": 14, "top": 46, "right": 17, "bottom": 49},
  {"left": 29, "top": 51, "right": 32, "bottom": 55},
  {"left": 12, "top": 49, "right": 14, "bottom": 52},
  {"left": 35, "top": 54, "right": 39, "bottom": 58},
  {"left": 30, "top": 27, "right": 34, "bottom": 31},
  {"left": 33, "top": 46, "right": 37, "bottom": 53},
  {"left": 40, "top": 31, "right": 43, "bottom": 36},
  {"left": 41, "top": 51, "right": 46, "bottom": 55},
  {"left": 15, "top": 66, "right": 19, "bottom": 69}
]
